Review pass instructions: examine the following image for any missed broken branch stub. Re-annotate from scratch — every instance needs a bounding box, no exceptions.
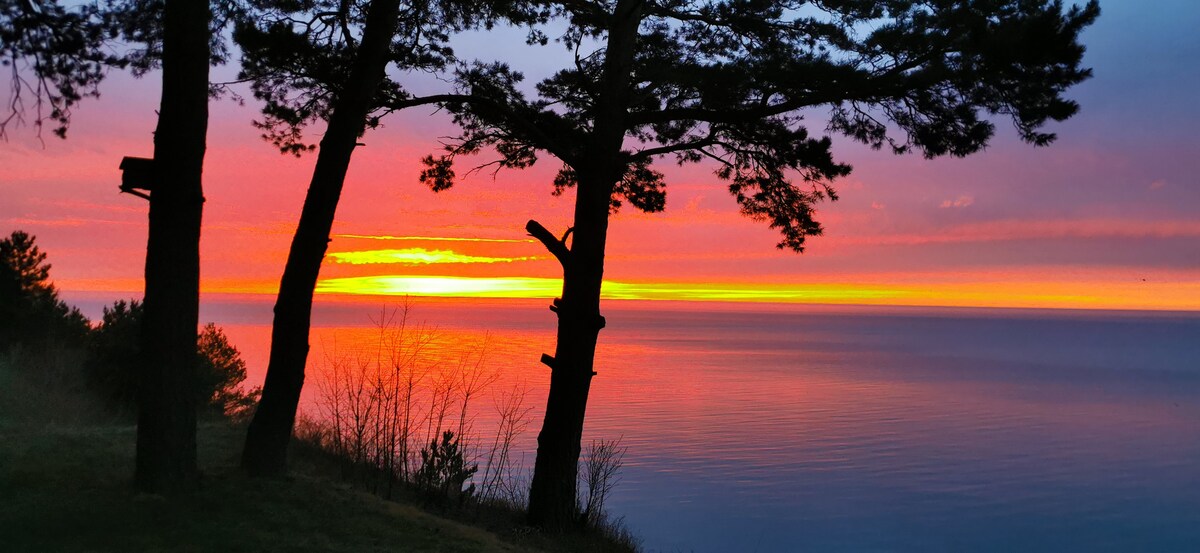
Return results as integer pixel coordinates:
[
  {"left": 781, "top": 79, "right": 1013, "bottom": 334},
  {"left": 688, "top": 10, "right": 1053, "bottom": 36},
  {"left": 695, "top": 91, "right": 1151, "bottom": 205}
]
[{"left": 525, "top": 219, "right": 569, "bottom": 266}]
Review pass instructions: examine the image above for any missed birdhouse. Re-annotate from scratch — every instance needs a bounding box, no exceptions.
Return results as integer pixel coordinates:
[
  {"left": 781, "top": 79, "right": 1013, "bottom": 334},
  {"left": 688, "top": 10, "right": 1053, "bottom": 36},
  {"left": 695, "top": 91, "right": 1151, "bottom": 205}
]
[{"left": 118, "top": 156, "right": 154, "bottom": 199}]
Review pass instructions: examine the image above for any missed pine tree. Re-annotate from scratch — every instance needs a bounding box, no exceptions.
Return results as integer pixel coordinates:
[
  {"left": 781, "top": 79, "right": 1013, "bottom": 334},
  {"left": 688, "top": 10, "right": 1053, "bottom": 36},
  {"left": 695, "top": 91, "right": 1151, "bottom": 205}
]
[
  {"left": 237, "top": 0, "right": 544, "bottom": 476},
  {"left": 0, "top": 231, "right": 88, "bottom": 349},
  {"left": 421, "top": 0, "right": 1101, "bottom": 527}
]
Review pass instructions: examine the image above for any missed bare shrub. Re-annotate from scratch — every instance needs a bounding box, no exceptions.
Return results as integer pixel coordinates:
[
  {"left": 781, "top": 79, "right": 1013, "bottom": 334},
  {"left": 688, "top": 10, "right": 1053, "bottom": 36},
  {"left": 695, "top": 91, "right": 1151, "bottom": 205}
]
[
  {"left": 305, "top": 304, "right": 532, "bottom": 504},
  {"left": 580, "top": 437, "right": 626, "bottom": 527},
  {"left": 478, "top": 383, "right": 535, "bottom": 504},
  {"left": 297, "top": 304, "right": 638, "bottom": 549},
  {"left": 451, "top": 337, "right": 498, "bottom": 452}
]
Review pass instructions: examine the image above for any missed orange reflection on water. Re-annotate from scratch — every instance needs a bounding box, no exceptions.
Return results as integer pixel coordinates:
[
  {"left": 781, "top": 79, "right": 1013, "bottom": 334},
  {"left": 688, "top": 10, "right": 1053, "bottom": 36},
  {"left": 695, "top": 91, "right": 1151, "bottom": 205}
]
[
  {"left": 213, "top": 299, "right": 1199, "bottom": 484},
  {"left": 218, "top": 308, "right": 559, "bottom": 450}
]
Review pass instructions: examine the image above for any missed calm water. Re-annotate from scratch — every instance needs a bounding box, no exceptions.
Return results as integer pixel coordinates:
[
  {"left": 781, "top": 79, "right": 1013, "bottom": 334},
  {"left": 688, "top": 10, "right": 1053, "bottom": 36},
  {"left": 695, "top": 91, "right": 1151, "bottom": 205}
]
[{"left": 77, "top": 295, "right": 1200, "bottom": 552}]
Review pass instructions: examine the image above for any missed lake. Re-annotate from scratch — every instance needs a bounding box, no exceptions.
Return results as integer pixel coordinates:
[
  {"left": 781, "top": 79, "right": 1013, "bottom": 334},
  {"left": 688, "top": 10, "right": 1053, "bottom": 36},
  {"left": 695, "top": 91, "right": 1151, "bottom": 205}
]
[{"left": 76, "top": 294, "right": 1200, "bottom": 552}]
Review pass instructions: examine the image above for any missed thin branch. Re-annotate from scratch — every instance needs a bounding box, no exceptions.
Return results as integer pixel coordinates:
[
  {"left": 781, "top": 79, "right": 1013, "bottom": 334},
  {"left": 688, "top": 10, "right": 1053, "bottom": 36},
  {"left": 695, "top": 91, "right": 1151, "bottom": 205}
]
[
  {"left": 119, "top": 187, "right": 151, "bottom": 201},
  {"left": 632, "top": 129, "right": 718, "bottom": 160},
  {"left": 388, "top": 92, "right": 578, "bottom": 166}
]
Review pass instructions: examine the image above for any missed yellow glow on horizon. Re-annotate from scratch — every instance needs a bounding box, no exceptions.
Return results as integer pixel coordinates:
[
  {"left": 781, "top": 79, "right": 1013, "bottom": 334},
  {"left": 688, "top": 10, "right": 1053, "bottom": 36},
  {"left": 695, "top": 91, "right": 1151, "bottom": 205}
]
[
  {"left": 317, "top": 276, "right": 564, "bottom": 297},
  {"left": 312, "top": 275, "right": 1200, "bottom": 311},
  {"left": 57, "top": 275, "right": 1200, "bottom": 312},
  {"left": 312, "top": 276, "right": 938, "bottom": 304},
  {"left": 327, "top": 248, "right": 539, "bottom": 265},
  {"left": 602, "top": 281, "right": 903, "bottom": 302}
]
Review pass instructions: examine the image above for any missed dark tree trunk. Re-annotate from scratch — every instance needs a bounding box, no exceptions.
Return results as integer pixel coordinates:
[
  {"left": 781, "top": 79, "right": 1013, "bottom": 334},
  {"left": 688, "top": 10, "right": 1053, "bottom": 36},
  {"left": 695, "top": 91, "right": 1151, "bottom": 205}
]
[
  {"left": 135, "top": 0, "right": 210, "bottom": 493},
  {"left": 526, "top": 172, "right": 615, "bottom": 528},
  {"left": 241, "top": 0, "right": 403, "bottom": 477},
  {"left": 526, "top": 0, "right": 643, "bottom": 528}
]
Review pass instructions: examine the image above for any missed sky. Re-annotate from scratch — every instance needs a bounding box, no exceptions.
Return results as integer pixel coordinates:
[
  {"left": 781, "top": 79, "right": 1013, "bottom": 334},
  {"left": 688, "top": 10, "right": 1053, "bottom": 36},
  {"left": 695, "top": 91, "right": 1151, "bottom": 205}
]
[{"left": 2, "top": 0, "right": 1198, "bottom": 311}]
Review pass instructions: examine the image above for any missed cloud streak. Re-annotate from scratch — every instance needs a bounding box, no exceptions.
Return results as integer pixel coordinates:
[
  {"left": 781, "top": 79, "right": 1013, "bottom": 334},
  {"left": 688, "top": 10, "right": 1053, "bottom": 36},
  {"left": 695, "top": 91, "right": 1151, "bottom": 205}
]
[
  {"left": 327, "top": 248, "right": 540, "bottom": 265},
  {"left": 939, "top": 195, "right": 975, "bottom": 208},
  {"left": 831, "top": 218, "right": 1200, "bottom": 246},
  {"left": 334, "top": 233, "right": 533, "bottom": 243}
]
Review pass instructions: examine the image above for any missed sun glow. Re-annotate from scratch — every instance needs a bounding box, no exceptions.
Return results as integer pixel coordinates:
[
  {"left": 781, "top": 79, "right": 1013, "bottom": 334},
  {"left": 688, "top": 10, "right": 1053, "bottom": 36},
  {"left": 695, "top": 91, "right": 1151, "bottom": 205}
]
[
  {"left": 316, "top": 276, "right": 564, "bottom": 297},
  {"left": 311, "top": 274, "right": 1200, "bottom": 311}
]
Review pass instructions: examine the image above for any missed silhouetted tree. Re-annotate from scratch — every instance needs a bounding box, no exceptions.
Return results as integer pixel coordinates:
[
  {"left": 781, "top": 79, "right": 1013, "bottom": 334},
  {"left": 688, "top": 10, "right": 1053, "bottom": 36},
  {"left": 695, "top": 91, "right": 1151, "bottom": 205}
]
[
  {"left": 3, "top": 1, "right": 235, "bottom": 491},
  {"left": 238, "top": 0, "right": 418, "bottom": 477},
  {"left": 3, "top": 0, "right": 221, "bottom": 492},
  {"left": 420, "top": 0, "right": 1100, "bottom": 527},
  {"left": 0, "top": 231, "right": 88, "bottom": 349},
  {"left": 237, "top": 0, "right": 540, "bottom": 476},
  {"left": 133, "top": 0, "right": 212, "bottom": 492}
]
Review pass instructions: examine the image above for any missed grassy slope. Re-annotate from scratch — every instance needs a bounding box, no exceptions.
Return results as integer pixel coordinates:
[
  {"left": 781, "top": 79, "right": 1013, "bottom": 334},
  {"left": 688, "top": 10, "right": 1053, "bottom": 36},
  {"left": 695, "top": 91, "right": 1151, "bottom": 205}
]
[{"left": 0, "top": 359, "right": 533, "bottom": 553}]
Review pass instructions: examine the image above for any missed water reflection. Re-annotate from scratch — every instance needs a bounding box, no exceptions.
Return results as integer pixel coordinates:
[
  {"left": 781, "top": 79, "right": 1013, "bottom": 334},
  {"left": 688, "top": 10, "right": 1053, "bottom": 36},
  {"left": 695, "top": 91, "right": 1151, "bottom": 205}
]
[{"left": 209, "top": 298, "right": 1200, "bottom": 552}]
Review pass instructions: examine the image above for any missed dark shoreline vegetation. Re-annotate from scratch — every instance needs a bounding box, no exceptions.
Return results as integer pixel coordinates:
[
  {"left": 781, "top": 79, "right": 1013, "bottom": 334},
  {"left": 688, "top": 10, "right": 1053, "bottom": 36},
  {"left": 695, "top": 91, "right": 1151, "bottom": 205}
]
[
  {"left": 0, "top": 376, "right": 636, "bottom": 552},
  {"left": 0, "top": 231, "right": 639, "bottom": 552},
  {"left": 0, "top": 397, "right": 627, "bottom": 552}
]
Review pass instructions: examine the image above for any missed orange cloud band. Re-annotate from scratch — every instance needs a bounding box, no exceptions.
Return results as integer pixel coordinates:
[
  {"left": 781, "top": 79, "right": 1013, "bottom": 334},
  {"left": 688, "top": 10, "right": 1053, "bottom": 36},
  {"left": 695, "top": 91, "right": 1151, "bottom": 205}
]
[
  {"left": 334, "top": 233, "right": 533, "bottom": 243},
  {"left": 327, "top": 248, "right": 540, "bottom": 265}
]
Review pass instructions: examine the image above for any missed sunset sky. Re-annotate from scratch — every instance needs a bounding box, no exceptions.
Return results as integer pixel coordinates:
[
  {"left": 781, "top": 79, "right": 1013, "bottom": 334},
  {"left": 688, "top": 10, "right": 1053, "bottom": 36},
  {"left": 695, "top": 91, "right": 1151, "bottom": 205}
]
[{"left": 2, "top": 0, "right": 1198, "bottom": 311}]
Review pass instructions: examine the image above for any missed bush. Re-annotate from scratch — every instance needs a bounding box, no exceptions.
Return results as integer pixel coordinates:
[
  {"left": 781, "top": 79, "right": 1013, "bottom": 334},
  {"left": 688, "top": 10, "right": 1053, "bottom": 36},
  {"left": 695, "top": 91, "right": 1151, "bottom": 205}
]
[
  {"left": 86, "top": 300, "right": 258, "bottom": 416},
  {"left": 416, "top": 430, "right": 477, "bottom": 505}
]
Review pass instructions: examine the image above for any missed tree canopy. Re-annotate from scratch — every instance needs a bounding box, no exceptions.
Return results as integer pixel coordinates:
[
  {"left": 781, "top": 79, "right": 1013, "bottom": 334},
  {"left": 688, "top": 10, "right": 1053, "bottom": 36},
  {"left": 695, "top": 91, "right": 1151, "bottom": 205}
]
[
  {"left": 423, "top": 0, "right": 1099, "bottom": 250},
  {"left": 234, "top": 0, "right": 546, "bottom": 155}
]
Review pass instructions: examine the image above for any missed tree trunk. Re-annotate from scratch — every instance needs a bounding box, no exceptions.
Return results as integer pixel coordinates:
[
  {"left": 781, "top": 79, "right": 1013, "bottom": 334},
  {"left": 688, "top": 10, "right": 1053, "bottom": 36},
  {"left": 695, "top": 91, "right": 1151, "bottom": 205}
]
[
  {"left": 135, "top": 0, "right": 209, "bottom": 493},
  {"left": 241, "top": 0, "right": 404, "bottom": 477},
  {"left": 526, "top": 172, "right": 615, "bottom": 528},
  {"left": 525, "top": 0, "right": 643, "bottom": 528}
]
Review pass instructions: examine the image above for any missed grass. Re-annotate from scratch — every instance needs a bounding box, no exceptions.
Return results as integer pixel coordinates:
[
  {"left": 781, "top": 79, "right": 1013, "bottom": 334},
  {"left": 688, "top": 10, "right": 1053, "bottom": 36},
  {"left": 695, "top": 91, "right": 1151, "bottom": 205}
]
[
  {"left": 290, "top": 434, "right": 641, "bottom": 553},
  {"left": 0, "top": 354, "right": 534, "bottom": 553},
  {"left": 0, "top": 350, "right": 639, "bottom": 553},
  {"left": 0, "top": 423, "right": 541, "bottom": 553}
]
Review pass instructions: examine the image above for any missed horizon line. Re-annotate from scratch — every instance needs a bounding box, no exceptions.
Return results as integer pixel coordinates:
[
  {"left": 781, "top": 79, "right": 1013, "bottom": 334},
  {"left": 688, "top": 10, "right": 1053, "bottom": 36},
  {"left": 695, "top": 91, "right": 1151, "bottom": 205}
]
[{"left": 55, "top": 275, "right": 1200, "bottom": 313}]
